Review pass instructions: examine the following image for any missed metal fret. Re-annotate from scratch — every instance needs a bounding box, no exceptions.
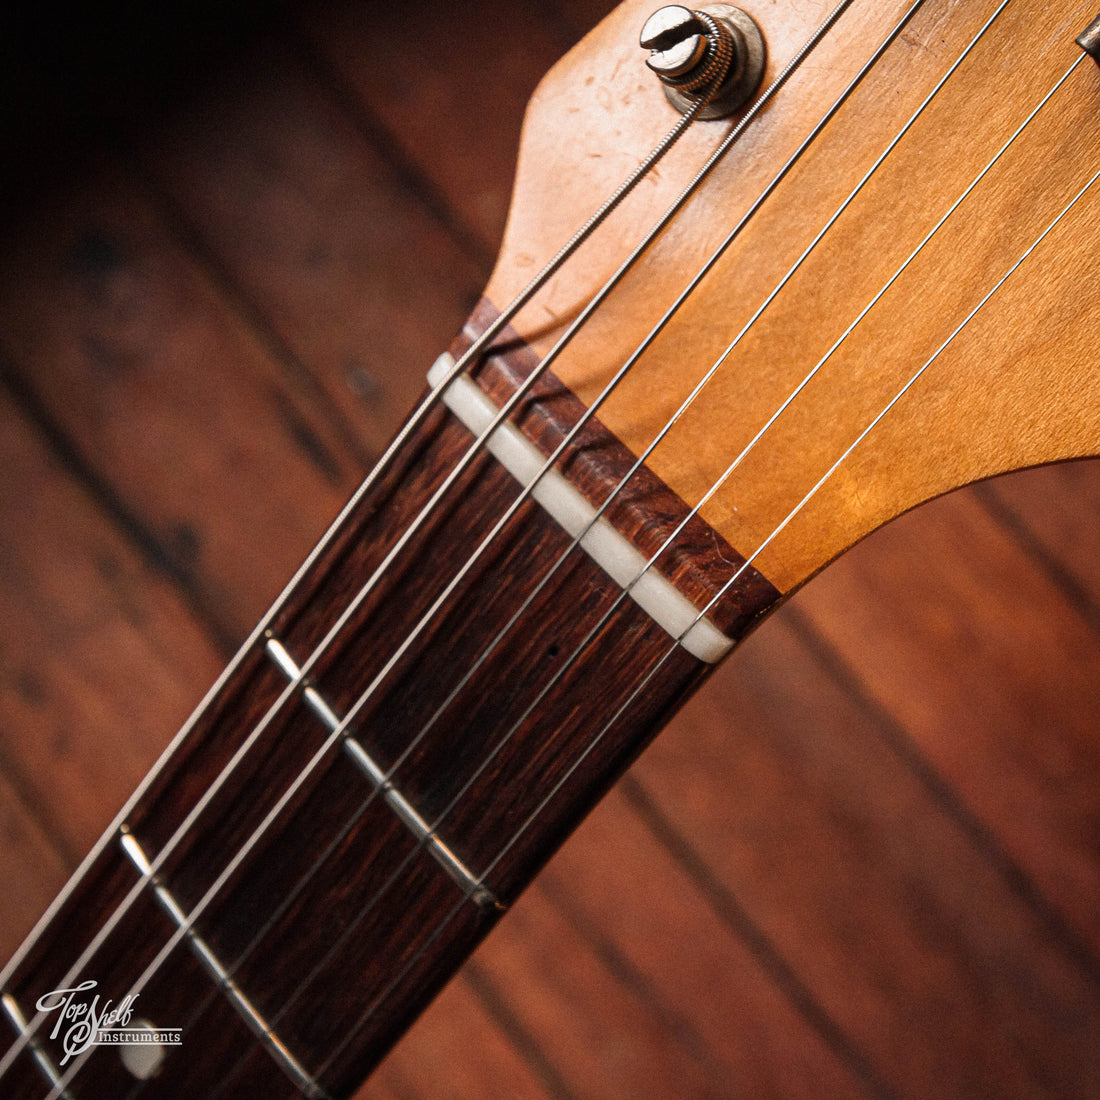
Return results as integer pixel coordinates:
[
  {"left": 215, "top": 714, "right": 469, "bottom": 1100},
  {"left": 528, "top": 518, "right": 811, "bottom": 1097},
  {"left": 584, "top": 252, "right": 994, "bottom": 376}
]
[
  {"left": 118, "top": 831, "right": 329, "bottom": 1099},
  {"left": 263, "top": 635, "right": 499, "bottom": 909},
  {"left": 1, "top": 991, "right": 74, "bottom": 1097}
]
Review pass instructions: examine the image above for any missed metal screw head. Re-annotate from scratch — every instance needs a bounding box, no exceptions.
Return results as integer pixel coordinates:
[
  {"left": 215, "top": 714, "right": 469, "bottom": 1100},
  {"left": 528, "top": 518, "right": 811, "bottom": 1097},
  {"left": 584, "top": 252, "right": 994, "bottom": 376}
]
[
  {"left": 640, "top": 5, "right": 708, "bottom": 79},
  {"left": 641, "top": 4, "right": 765, "bottom": 120}
]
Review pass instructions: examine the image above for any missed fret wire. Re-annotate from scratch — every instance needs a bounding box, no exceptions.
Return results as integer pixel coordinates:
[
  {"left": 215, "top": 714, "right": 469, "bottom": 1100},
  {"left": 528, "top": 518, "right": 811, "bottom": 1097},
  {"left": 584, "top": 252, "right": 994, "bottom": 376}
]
[
  {"left": 315, "top": 113, "right": 1100, "bottom": 1088},
  {"left": 210, "top": 0, "right": 896, "bottom": 870},
  {"left": 1, "top": 992, "right": 73, "bottom": 1097},
  {"left": 0, "top": 7, "right": 862, "bottom": 1093},
  {"left": 19, "top": 16, "right": 854, "bottom": 1090},
  {"left": 116, "top": 833, "right": 330, "bottom": 1099}
]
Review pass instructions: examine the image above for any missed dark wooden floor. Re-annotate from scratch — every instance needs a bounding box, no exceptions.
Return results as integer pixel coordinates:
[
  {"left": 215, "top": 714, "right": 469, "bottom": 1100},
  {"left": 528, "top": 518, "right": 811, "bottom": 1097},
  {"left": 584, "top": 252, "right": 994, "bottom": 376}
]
[{"left": 0, "top": 1, "right": 1098, "bottom": 1096}]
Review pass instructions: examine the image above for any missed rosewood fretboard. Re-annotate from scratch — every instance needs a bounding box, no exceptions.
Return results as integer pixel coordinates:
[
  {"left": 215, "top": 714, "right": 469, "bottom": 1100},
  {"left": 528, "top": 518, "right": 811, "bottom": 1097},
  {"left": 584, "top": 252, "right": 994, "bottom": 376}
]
[{"left": 0, "top": 313, "right": 777, "bottom": 1098}]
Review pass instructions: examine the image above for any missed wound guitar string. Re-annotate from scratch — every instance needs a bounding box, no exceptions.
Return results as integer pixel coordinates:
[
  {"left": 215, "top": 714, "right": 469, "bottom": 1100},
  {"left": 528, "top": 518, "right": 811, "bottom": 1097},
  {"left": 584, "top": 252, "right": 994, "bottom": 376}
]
[{"left": 0, "top": 1, "right": 861, "bottom": 1090}]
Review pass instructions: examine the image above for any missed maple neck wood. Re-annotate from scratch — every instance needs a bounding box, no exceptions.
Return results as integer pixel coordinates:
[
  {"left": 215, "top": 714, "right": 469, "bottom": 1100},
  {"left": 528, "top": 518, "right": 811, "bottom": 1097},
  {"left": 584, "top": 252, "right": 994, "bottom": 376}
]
[{"left": 491, "top": 0, "right": 1100, "bottom": 592}]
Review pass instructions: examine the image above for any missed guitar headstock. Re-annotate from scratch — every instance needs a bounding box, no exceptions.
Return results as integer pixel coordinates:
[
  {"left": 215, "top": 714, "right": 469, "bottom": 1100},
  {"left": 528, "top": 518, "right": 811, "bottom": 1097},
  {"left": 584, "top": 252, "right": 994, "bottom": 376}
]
[{"left": 485, "top": 0, "right": 1100, "bottom": 592}]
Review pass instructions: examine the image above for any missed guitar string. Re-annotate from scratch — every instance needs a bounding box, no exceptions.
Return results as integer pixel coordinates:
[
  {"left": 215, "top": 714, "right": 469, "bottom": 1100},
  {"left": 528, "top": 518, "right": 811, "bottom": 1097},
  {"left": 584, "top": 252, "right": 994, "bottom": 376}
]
[
  {"left": 187, "top": 2, "right": 1023, "bottom": 1085},
  {"left": 52, "top": 8, "right": 1081, "bottom": 1096},
  {"left": 1, "top": 4, "right": 864, "bottom": 1092},
  {"left": 315, "top": 125, "right": 1100, "bottom": 1088},
  {"left": 0, "top": 4, "right": 820, "bottom": 1087},
  {"left": 171, "top": 6, "right": 1082, "bottom": 1091}
]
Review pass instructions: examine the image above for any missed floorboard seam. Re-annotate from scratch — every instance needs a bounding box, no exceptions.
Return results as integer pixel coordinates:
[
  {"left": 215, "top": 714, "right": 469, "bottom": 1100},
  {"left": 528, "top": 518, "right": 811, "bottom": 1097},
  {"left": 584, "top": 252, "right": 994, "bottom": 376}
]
[
  {"left": 461, "top": 959, "right": 577, "bottom": 1100},
  {"left": 284, "top": 22, "right": 498, "bottom": 277},
  {"left": 971, "top": 479, "right": 1100, "bottom": 639}
]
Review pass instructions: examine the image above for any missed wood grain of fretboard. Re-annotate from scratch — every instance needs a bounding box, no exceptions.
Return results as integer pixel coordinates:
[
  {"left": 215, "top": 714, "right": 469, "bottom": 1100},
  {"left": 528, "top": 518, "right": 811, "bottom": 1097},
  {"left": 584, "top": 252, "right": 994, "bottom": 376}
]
[{"left": 0, "top": 1, "right": 1098, "bottom": 1096}]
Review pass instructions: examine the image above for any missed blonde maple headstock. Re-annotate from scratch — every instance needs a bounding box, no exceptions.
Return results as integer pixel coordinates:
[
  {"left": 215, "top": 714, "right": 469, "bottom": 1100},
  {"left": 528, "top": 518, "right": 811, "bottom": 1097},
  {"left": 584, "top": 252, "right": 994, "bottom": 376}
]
[{"left": 485, "top": 0, "right": 1100, "bottom": 593}]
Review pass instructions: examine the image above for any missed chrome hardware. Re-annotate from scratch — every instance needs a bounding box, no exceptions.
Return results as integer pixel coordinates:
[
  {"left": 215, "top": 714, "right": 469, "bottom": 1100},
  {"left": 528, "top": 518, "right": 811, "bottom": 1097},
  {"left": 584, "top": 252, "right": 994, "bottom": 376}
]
[
  {"left": 640, "top": 5, "right": 709, "bottom": 79},
  {"left": 640, "top": 4, "right": 766, "bottom": 120}
]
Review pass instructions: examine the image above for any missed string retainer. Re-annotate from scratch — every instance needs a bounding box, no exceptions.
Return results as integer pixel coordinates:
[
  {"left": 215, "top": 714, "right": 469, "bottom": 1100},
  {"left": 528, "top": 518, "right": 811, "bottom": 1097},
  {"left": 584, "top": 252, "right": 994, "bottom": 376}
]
[{"left": 639, "top": 4, "right": 766, "bottom": 120}]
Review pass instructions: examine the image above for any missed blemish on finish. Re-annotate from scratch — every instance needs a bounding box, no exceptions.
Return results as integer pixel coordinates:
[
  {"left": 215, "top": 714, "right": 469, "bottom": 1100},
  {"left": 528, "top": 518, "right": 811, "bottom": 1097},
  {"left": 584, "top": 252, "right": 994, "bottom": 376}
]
[
  {"left": 14, "top": 667, "right": 46, "bottom": 707},
  {"left": 345, "top": 360, "right": 383, "bottom": 405}
]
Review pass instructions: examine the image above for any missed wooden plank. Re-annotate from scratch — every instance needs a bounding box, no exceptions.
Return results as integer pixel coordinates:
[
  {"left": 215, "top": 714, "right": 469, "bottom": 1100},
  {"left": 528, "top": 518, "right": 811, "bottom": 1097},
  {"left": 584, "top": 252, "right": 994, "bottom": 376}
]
[
  {"left": 533, "top": 788, "right": 866, "bottom": 1097},
  {"left": 631, "top": 604, "right": 1100, "bottom": 1097},
  {"left": 546, "top": 0, "right": 621, "bottom": 39},
  {"left": 140, "top": 35, "right": 487, "bottom": 460},
  {"left": 298, "top": 0, "right": 580, "bottom": 257},
  {"left": 977, "top": 460, "right": 1100, "bottom": 626},
  {"left": 0, "top": 767, "right": 68, "bottom": 965},
  {"left": 0, "top": 163, "right": 362, "bottom": 643},
  {"left": 794, "top": 485, "right": 1100, "bottom": 961},
  {"left": 0, "top": 3, "right": 1096, "bottom": 1096},
  {"left": 0, "top": 386, "right": 223, "bottom": 863}
]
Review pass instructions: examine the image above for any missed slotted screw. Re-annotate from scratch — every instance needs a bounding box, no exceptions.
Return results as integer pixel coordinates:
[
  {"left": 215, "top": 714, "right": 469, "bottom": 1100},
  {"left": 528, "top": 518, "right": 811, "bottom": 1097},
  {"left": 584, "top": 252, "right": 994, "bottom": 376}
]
[{"left": 640, "top": 5, "right": 709, "bottom": 80}]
